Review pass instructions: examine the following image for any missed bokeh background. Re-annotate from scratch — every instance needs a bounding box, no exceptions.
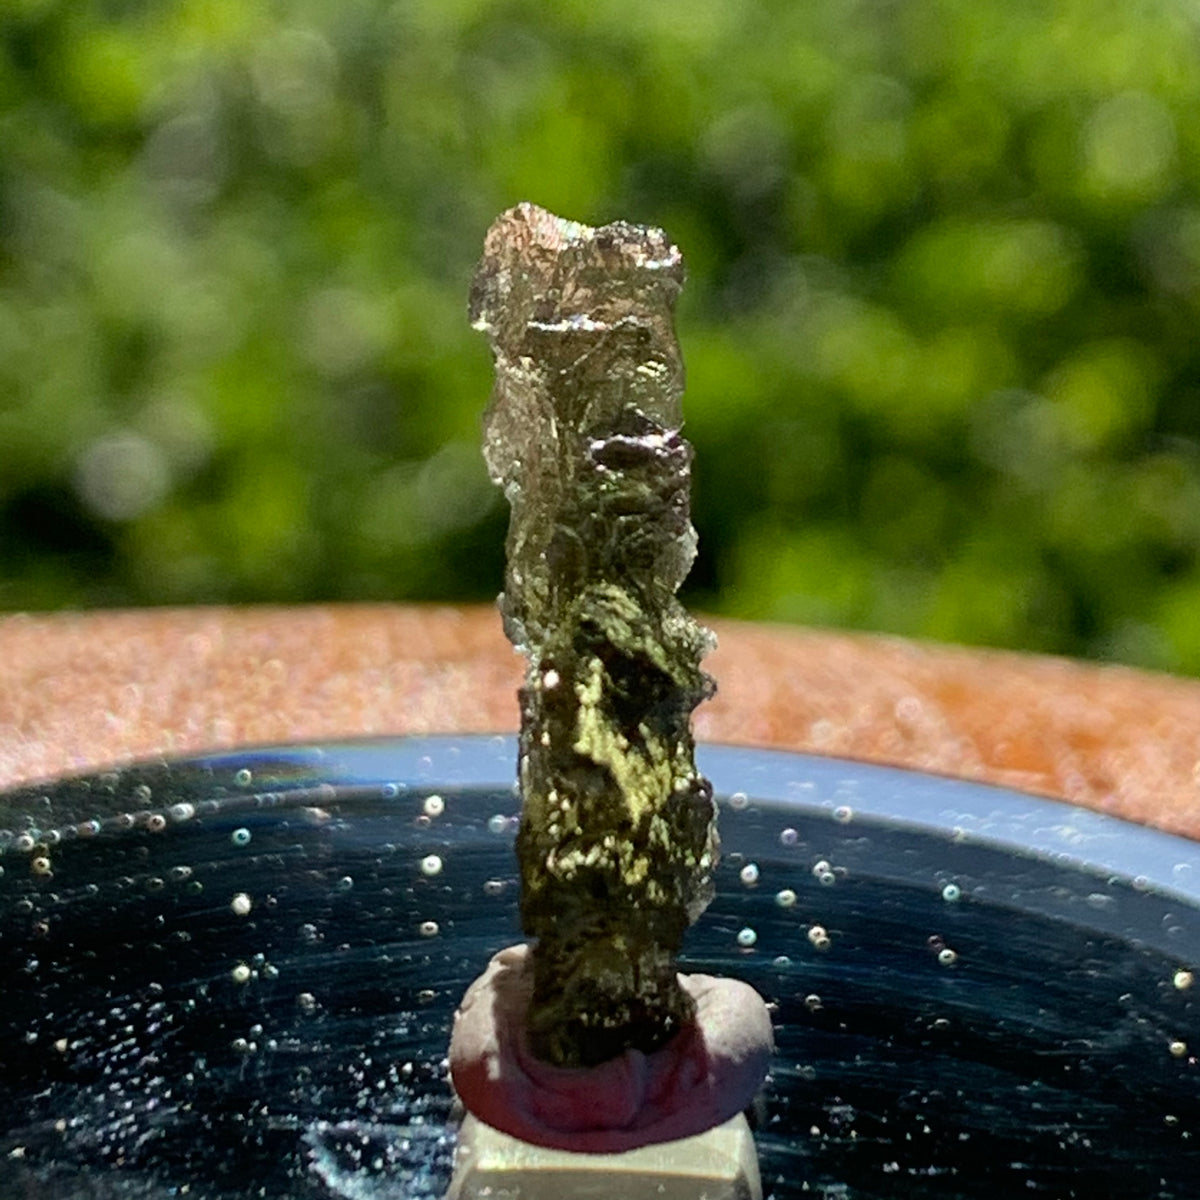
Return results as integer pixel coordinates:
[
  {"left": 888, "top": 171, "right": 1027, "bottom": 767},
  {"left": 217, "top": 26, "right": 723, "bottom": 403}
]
[{"left": 4, "top": 0, "right": 1200, "bottom": 672}]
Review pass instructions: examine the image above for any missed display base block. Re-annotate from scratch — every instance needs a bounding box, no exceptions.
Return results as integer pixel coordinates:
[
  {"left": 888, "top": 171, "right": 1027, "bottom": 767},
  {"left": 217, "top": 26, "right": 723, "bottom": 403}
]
[{"left": 446, "top": 1110, "right": 762, "bottom": 1199}]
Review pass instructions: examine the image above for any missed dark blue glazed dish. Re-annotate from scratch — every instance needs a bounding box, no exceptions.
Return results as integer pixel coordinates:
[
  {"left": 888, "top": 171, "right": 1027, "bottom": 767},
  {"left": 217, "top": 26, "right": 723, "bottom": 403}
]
[{"left": 1, "top": 736, "right": 1197, "bottom": 1198}]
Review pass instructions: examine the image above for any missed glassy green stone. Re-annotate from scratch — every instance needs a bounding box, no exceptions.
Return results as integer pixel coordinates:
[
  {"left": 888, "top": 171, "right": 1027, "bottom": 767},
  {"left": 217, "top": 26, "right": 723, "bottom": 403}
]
[{"left": 472, "top": 203, "right": 718, "bottom": 1067}]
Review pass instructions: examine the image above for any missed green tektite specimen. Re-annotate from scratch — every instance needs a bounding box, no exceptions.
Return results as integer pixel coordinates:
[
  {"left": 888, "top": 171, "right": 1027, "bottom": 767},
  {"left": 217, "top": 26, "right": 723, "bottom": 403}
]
[{"left": 471, "top": 203, "right": 719, "bottom": 1068}]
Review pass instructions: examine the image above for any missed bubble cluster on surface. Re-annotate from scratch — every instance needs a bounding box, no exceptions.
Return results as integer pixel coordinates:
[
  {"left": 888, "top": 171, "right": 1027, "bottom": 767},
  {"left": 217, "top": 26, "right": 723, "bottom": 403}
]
[{"left": 807, "top": 924, "right": 832, "bottom": 950}]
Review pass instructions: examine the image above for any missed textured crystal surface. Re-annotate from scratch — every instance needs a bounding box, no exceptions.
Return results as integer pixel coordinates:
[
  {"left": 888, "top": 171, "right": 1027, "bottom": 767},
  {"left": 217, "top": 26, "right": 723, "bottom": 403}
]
[{"left": 472, "top": 203, "right": 718, "bottom": 1068}]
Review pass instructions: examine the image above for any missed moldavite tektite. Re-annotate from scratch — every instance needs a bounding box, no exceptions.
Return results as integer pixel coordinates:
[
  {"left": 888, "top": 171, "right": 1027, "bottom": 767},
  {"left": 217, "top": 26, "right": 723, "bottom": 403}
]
[{"left": 471, "top": 203, "right": 719, "bottom": 1069}]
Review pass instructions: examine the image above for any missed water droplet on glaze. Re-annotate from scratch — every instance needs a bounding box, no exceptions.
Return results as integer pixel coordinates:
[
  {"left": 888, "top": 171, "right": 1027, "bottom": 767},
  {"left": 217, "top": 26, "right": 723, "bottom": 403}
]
[
  {"left": 230, "top": 893, "right": 252, "bottom": 916},
  {"left": 1175, "top": 970, "right": 1194, "bottom": 991},
  {"left": 420, "top": 855, "right": 443, "bottom": 877},
  {"left": 736, "top": 926, "right": 757, "bottom": 947},
  {"left": 423, "top": 795, "right": 445, "bottom": 818},
  {"left": 938, "top": 947, "right": 958, "bottom": 966},
  {"left": 231, "top": 828, "right": 251, "bottom": 847},
  {"left": 779, "top": 827, "right": 798, "bottom": 846},
  {"left": 942, "top": 883, "right": 962, "bottom": 903},
  {"left": 775, "top": 888, "right": 797, "bottom": 908},
  {"left": 418, "top": 920, "right": 439, "bottom": 938},
  {"left": 739, "top": 862, "right": 760, "bottom": 886},
  {"left": 234, "top": 769, "right": 253, "bottom": 788}
]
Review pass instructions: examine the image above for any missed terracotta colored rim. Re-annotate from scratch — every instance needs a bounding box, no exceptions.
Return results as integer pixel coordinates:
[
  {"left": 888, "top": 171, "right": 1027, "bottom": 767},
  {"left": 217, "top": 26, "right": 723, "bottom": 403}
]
[{"left": 2, "top": 604, "right": 1199, "bottom": 840}]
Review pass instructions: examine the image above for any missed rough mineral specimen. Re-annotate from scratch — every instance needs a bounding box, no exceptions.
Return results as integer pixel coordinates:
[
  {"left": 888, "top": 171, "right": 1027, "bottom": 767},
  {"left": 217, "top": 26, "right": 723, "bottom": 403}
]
[{"left": 471, "top": 202, "right": 719, "bottom": 1068}]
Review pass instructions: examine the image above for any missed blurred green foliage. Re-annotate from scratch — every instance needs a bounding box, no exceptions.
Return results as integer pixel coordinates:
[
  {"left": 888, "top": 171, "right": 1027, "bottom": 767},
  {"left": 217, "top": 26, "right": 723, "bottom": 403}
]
[{"left": 5, "top": 0, "right": 1200, "bottom": 672}]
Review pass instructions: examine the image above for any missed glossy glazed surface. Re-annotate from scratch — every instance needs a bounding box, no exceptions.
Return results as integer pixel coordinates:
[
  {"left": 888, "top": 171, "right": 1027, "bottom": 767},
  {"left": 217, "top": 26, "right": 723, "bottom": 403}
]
[{"left": 2, "top": 738, "right": 1199, "bottom": 1197}]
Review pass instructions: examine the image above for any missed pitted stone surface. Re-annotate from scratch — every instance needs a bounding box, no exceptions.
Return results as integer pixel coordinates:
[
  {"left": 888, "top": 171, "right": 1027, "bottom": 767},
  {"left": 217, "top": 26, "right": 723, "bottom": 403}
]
[{"left": 472, "top": 204, "right": 718, "bottom": 1067}]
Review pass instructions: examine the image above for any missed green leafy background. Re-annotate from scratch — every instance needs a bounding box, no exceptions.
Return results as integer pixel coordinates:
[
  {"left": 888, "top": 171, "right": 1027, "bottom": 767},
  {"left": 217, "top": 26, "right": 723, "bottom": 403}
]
[{"left": 5, "top": 0, "right": 1200, "bottom": 673}]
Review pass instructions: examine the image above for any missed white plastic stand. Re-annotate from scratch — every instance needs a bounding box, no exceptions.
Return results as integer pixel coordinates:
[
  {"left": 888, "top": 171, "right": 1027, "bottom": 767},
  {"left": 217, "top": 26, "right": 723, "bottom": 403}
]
[{"left": 445, "top": 1110, "right": 762, "bottom": 1200}]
